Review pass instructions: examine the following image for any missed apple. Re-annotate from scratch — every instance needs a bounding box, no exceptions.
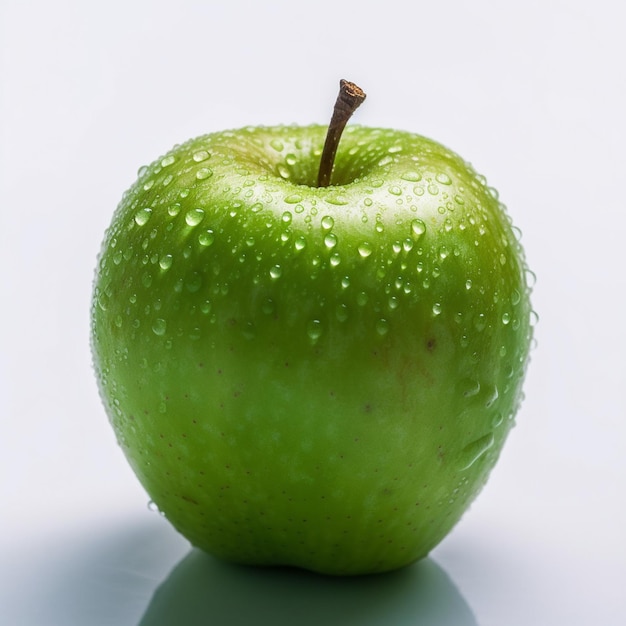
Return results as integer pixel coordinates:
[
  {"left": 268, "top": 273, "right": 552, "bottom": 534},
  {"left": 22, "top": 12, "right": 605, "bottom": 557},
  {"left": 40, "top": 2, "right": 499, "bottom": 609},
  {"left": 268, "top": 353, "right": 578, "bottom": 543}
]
[{"left": 91, "top": 81, "right": 533, "bottom": 575}]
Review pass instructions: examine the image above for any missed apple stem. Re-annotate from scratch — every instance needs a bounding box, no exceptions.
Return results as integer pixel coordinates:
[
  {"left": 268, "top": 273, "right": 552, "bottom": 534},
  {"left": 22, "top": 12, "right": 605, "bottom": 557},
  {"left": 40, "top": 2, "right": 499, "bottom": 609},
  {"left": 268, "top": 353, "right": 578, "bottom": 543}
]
[{"left": 317, "top": 79, "right": 366, "bottom": 187}]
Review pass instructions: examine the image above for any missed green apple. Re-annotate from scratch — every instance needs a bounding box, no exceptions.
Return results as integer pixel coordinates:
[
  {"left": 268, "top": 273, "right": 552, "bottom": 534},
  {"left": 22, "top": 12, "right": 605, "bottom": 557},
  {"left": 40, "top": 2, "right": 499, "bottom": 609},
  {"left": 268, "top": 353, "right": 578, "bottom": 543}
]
[{"left": 91, "top": 82, "right": 533, "bottom": 576}]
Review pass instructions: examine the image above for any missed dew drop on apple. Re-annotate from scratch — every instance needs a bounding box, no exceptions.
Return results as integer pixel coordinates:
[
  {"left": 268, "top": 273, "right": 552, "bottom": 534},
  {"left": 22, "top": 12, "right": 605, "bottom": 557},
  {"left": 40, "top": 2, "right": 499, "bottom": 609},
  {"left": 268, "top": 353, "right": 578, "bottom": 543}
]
[
  {"left": 307, "top": 319, "right": 323, "bottom": 341},
  {"left": 192, "top": 150, "right": 210, "bottom": 162},
  {"left": 159, "top": 254, "right": 173, "bottom": 271},
  {"left": 185, "top": 271, "right": 203, "bottom": 292},
  {"left": 484, "top": 384, "right": 499, "bottom": 408},
  {"left": 198, "top": 229, "right": 215, "bottom": 247},
  {"left": 432, "top": 303, "right": 442, "bottom": 316},
  {"left": 294, "top": 236, "right": 306, "bottom": 251},
  {"left": 147, "top": 500, "right": 160, "bottom": 513},
  {"left": 152, "top": 318, "right": 167, "bottom": 336},
  {"left": 411, "top": 219, "right": 426, "bottom": 238},
  {"left": 168, "top": 203, "right": 181, "bottom": 217},
  {"left": 330, "top": 252, "right": 341, "bottom": 267},
  {"left": 185, "top": 208, "right": 205, "bottom": 227},
  {"left": 270, "top": 139, "right": 284, "bottom": 152},
  {"left": 474, "top": 313, "right": 487, "bottom": 331},
  {"left": 358, "top": 242, "right": 373, "bottom": 258},
  {"left": 195, "top": 167, "right": 213, "bottom": 181},
  {"left": 376, "top": 318, "right": 389, "bottom": 336},
  {"left": 457, "top": 432, "right": 495, "bottom": 471},
  {"left": 134, "top": 207, "right": 152, "bottom": 226},
  {"left": 277, "top": 164, "right": 290, "bottom": 179},
  {"left": 269, "top": 264, "right": 283, "bottom": 280},
  {"left": 327, "top": 194, "right": 349, "bottom": 206},
  {"left": 336, "top": 303, "right": 349, "bottom": 322},
  {"left": 321, "top": 215, "right": 334, "bottom": 230},
  {"left": 401, "top": 171, "right": 422, "bottom": 182},
  {"left": 324, "top": 233, "right": 338, "bottom": 249},
  {"left": 461, "top": 378, "right": 481, "bottom": 398},
  {"left": 491, "top": 412, "right": 504, "bottom": 428},
  {"left": 284, "top": 194, "right": 302, "bottom": 205}
]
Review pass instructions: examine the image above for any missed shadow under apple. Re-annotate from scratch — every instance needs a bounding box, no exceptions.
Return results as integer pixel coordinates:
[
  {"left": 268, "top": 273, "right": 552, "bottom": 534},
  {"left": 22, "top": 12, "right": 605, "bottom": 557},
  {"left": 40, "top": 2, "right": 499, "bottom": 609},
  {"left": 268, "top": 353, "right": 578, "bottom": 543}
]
[{"left": 139, "top": 550, "right": 477, "bottom": 626}]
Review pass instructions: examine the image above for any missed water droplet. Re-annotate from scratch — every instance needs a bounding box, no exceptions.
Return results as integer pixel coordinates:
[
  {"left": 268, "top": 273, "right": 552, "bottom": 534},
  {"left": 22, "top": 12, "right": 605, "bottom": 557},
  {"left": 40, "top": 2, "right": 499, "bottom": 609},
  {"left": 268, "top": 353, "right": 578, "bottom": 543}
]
[
  {"left": 321, "top": 215, "right": 335, "bottom": 230},
  {"left": 502, "top": 312, "right": 511, "bottom": 325},
  {"left": 143, "top": 179, "right": 155, "bottom": 191},
  {"left": 185, "top": 271, "right": 203, "bottom": 292},
  {"left": 269, "top": 265, "right": 283, "bottom": 279},
  {"left": 411, "top": 219, "right": 426, "bottom": 237},
  {"left": 193, "top": 150, "right": 210, "bottom": 162},
  {"left": 326, "top": 195, "right": 349, "bottom": 206},
  {"left": 262, "top": 298, "right": 275, "bottom": 315},
  {"left": 199, "top": 229, "right": 215, "bottom": 246},
  {"left": 336, "top": 303, "right": 348, "bottom": 322},
  {"left": 376, "top": 319, "right": 389, "bottom": 336},
  {"left": 462, "top": 379, "right": 481, "bottom": 398},
  {"left": 491, "top": 412, "right": 504, "bottom": 428},
  {"left": 196, "top": 167, "right": 213, "bottom": 180},
  {"left": 152, "top": 318, "right": 167, "bottom": 336},
  {"left": 168, "top": 203, "right": 181, "bottom": 217},
  {"left": 485, "top": 384, "right": 499, "bottom": 408},
  {"left": 185, "top": 208, "right": 205, "bottom": 226},
  {"left": 251, "top": 202, "right": 263, "bottom": 213},
  {"left": 147, "top": 500, "right": 162, "bottom": 514},
  {"left": 159, "top": 254, "right": 173, "bottom": 271},
  {"left": 401, "top": 171, "right": 422, "bottom": 182},
  {"left": 277, "top": 164, "right": 290, "bottom": 179},
  {"left": 432, "top": 303, "right": 442, "bottom": 316},
  {"left": 388, "top": 185, "right": 402, "bottom": 196},
  {"left": 358, "top": 242, "right": 373, "bottom": 258},
  {"left": 324, "top": 233, "right": 338, "bottom": 249},
  {"left": 307, "top": 319, "right": 323, "bottom": 341},
  {"left": 435, "top": 172, "right": 452, "bottom": 185},
  {"left": 474, "top": 313, "right": 487, "bottom": 331},
  {"left": 134, "top": 207, "right": 152, "bottom": 226},
  {"left": 341, "top": 276, "right": 350, "bottom": 289},
  {"left": 427, "top": 183, "right": 439, "bottom": 195},
  {"left": 330, "top": 252, "right": 341, "bottom": 267},
  {"left": 458, "top": 433, "right": 495, "bottom": 470},
  {"left": 284, "top": 194, "right": 302, "bottom": 205},
  {"left": 270, "top": 139, "right": 284, "bottom": 152},
  {"left": 161, "top": 155, "right": 176, "bottom": 167},
  {"left": 465, "top": 279, "right": 473, "bottom": 290},
  {"left": 294, "top": 236, "right": 307, "bottom": 251}
]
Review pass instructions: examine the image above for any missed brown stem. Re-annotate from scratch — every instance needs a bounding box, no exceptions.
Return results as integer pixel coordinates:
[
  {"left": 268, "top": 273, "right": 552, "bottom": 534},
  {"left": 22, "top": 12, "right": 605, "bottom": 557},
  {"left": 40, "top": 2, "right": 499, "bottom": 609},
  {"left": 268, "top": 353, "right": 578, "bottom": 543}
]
[{"left": 317, "top": 79, "right": 366, "bottom": 187}]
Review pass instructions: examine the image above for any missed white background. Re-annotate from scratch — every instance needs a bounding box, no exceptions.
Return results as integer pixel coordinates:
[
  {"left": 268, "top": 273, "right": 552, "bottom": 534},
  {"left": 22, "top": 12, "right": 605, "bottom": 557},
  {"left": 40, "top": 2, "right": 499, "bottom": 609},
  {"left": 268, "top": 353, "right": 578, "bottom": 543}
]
[{"left": 1, "top": 1, "right": 625, "bottom": 624}]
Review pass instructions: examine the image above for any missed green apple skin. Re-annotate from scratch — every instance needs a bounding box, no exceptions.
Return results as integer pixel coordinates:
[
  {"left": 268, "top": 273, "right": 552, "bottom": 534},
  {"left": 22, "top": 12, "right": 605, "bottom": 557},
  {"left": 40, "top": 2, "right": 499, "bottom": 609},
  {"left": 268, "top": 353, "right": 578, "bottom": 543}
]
[{"left": 92, "top": 124, "right": 533, "bottom": 576}]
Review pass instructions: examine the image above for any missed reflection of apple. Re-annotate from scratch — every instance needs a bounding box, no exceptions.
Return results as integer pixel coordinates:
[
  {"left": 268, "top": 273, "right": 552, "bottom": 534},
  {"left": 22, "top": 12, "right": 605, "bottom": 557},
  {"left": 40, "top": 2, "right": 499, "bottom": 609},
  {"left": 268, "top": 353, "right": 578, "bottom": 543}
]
[
  {"left": 92, "top": 81, "right": 533, "bottom": 575},
  {"left": 139, "top": 552, "right": 477, "bottom": 626}
]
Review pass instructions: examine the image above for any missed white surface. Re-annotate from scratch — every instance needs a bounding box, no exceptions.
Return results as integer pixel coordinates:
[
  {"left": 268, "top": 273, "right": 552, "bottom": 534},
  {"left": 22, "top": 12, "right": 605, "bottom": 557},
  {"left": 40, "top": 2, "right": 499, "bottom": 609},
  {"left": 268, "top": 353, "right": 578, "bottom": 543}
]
[{"left": 1, "top": 1, "right": 625, "bottom": 624}]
